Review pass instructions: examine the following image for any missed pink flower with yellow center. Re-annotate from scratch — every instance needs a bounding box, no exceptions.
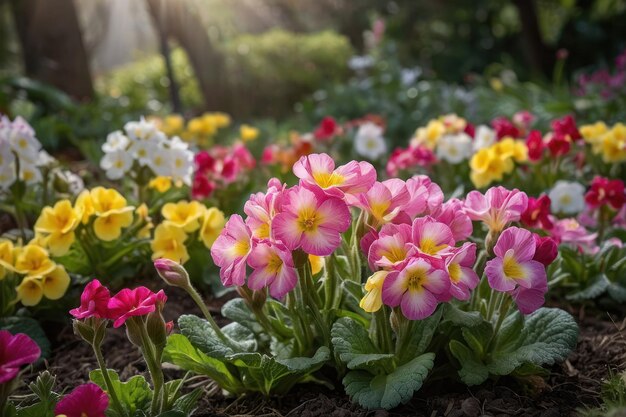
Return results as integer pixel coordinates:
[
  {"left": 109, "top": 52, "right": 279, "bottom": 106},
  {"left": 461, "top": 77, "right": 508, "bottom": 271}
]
[
  {"left": 404, "top": 175, "right": 444, "bottom": 217},
  {"left": 293, "top": 153, "right": 376, "bottom": 199},
  {"left": 367, "top": 223, "right": 414, "bottom": 271},
  {"left": 411, "top": 217, "right": 455, "bottom": 256},
  {"left": 272, "top": 186, "right": 351, "bottom": 256},
  {"left": 485, "top": 227, "right": 547, "bottom": 314},
  {"left": 211, "top": 214, "right": 253, "bottom": 286},
  {"left": 247, "top": 240, "right": 296, "bottom": 298},
  {"left": 443, "top": 242, "right": 479, "bottom": 301},
  {"left": 356, "top": 179, "right": 410, "bottom": 226},
  {"left": 382, "top": 255, "right": 450, "bottom": 320},
  {"left": 431, "top": 198, "right": 473, "bottom": 241},
  {"left": 244, "top": 179, "right": 285, "bottom": 239},
  {"left": 464, "top": 186, "right": 528, "bottom": 232}
]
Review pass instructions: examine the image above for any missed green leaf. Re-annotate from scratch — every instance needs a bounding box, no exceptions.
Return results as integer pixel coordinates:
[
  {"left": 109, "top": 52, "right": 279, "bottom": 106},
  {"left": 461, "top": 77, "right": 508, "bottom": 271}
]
[
  {"left": 607, "top": 282, "right": 626, "bottom": 302},
  {"left": 331, "top": 317, "right": 394, "bottom": 371},
  {"left": 343, "top": 353, "right": 435, "bottom": 410},
  {"left": 443, "top": 303, "right": 484, "bottom": 327},
  {"left": 567, "top": 274, "right": 609, "bottom": 301},
  {"left": 461, "top": 321, "right": 493, "bottom": 358},
  {"left": 488, "top": 308, "right": 578, "bottom": 376},
  {"left": 177, "top": 315, "right": 237, "bottom": 357},
  {"left": 221, "top": 298, "right": 264, "bottom": 334},
  {"left": 171, "top": 388, "right": 202, "bottom": 414},
  {"left": 163, "top": 334, "right": 241, "bottom": 393},
  {"left": 0, "top": 316, "right": 51, "bottom": 359},
  {"left": 89, "top": 370, "right": 152, "bottom": 415},
  {"left": 225, "top": 347, "right": 330, "bottom": 395},
  {"left": 221, "top": 322, "right": 257, "bottom": 352},
  {"left": 448, "top": 340, "right": 489, "bottom": 386},
  {"left": 155, "top": 412, "right": 186, "bottom": 417},
  {"left": 398, "top": 308, "right": 443, "bottom": 363}
]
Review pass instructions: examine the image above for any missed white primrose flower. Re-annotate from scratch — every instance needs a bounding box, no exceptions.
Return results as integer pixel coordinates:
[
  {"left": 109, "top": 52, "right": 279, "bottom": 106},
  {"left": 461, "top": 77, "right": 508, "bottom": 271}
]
[
  {"left": 100, "top": 149, "right": 133, "bottom": 180},
  {"left": 19, "top": 162, "right": 42, "bottom": 184},
  {"left": 9, "top": 128, "right": 40, "bottom": 164},
  {"left": 549, "top": 180, "right": 586, "bottom": 214},
  {"left": 169, "top": 135, "right": 189, "bottom": 151},
  {"left": 0, "top": 140, "right": 15, "bottom": 170},
  {"left": 354, "top": 122, "right": 387, "bottom": 160},
  {"left": 0, "top": 164, "right": 16, "bottom": 190},
  {"left": 170, "top": 148, "right": 194, "bottom": 184},
  {"left": 473, "top": 125, "right": 496, "bottom": 151},
  {"left": 102, "top": 131, "right": 130, "bottom": 153},
  {"left": 147, "top": 148, "right": 172, "bottom": 177},
  {"left": 436, "top": 133, "right": 473, "bottom": 164},
  {"left": 36, "top": 150, "right": 55, "bottom": 167},
  {"left": 124, "top": 117, "right": 164, "bottom": 144},
  {"left": 128, "top": 140, "right": 158, "bottom": 166}
]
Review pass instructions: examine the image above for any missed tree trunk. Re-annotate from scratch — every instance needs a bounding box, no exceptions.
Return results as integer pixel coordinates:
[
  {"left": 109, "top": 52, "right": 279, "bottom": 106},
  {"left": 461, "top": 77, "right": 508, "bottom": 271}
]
[
  {"left": 513, "top": 0, "right": 554, "bottom": 77},
  {"left": 145, "top": 0, "right": 229, "bottom": 111},
  {"left": 10, "top": 0, "right": 94, "bottom": 100}
]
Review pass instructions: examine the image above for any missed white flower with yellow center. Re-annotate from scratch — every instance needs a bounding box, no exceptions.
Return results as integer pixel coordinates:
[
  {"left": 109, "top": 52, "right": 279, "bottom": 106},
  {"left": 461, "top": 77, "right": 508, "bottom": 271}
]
[
  {"left": 473, "top": 125, "right": 496, "bottom": 151},
  {"left": 169, "top": 136, "right": 189, "bottom": 151},
  {"left": 128, "top": 140, "right": 157, "bottom": 166},
  {"left": 436, "top": 133, "right": 473, "bottom": 164},
  {"left": 9, "top": 129, "right": 40, "bottom": 164},
  {"left": 124, "top": 117, "right": 163, "bottom": 143},
  {"left": 100, "top": 149, "right": 133, "bottom": 180},
  {"left": 102, "top": 130, "right": 130, "bottom": 153},
  {"left": 549, "top": 181, "right": 586, "bottom": 214},
  {"left": 170, "top": 148, "right": 193, "bottom": 184},
  {"left": 19, "top": 162, "right": 42, "bottom": 184},
  {"left": 0, "top": 164, "right": 16, "bottom": 189},
  {"left": 355, "top": 122, "right": 387, "bottom": 160},
  {"left": 147, "top": 148, "right": 172, "bottom": 177}
]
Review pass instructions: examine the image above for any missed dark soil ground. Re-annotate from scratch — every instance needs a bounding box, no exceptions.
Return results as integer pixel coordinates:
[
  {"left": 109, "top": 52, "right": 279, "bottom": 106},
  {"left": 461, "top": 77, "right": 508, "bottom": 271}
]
[{"left": 27, "top": 285, "right": 626, "bottom": 417}]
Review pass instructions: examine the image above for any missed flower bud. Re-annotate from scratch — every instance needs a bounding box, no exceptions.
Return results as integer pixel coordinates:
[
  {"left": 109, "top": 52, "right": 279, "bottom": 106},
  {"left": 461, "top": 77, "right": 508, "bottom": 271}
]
[
  {"left": 154, "top": 258, "right": 191, "bottom": 289},
  {"left": 73, "top": 319, "right": 95, "bottom": 344},
  {"left": 389, "top": 310, "right": 400, "bottom": 334},
  {"left": 146, "top": 311, "right": 167, "bottom": 349},
  {"left": 124, "top": 318, "right": 144, "bottom": 347},
  {"left": 251, "top": 288, "right": 268, "bottom": 312}
]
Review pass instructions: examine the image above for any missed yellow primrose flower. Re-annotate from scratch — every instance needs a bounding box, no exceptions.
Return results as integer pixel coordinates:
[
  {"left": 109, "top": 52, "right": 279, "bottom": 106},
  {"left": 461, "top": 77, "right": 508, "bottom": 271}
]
[
  {"left": 413, "top": 120, "right": 444, "bottom": 149},
  {"left": 75, "top": 190, "right": 95, "bottom": 224},
  {"left": 90, "top": 187, "right": 134, "bottom": 241},
  {"left": 469, "top": 148, "right": 510, "bottom": 188},
  {"left": 34, "top": 200, "right": 79, "bottom": 256},
  {"left": 199, "top": 207, "right": 225, "bottom": 249},
  {"left": 161, "top": 115, "right": 185, "bottom": 136},
  {"left": 149, "top": 176, "right": 172, "bottom": 193},
  {"left": 240, "top": 124, "right": 260, "bottom": 142},
  {"left": 40, "top": 265, "right": 70, "bottom": 300},
  {"left": 209, "top": 112, "right": 231, "bottom": 128},
  {"left": 580, "top": 121, "right": 608, "bottom": 150},
  {"left": 309, "top": 255, "right": 324, "bottom": 275},
  {"left": 162, "top": 201, "right": 206, "bottom": 233},
  {"left": 151, "top": 223, "right": 189, "bottom": 264},
  {"left": 599, "top": 123, "right": 626, "bottom": 163},
  {"left": 359, "top": 271, "right": 389, "bottom": 313},
  {"left": 14, "top": 244, "right": 55, "bottom": 276},
  {"left": 0, "top": 239, "right": 14, "bottom": 280},
  {"left": 16, "top": 276, "right": 43, "bottom": 306},
  {"left": 187, "top": 118, "right": 214, "bottom": 136}
]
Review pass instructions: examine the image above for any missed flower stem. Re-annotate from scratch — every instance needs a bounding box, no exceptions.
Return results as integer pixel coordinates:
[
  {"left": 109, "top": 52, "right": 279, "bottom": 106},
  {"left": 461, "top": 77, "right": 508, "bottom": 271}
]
[
  {"left": 185, "top": 284, "right": 238, "bottom": 349},
  {"left": 92, "top": 343, "right": 127, "bottom": 417}
]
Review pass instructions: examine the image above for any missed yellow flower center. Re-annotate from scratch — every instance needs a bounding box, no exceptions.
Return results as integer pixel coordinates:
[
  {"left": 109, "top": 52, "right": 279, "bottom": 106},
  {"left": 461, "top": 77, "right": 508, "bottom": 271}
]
[
  {"left": 18, "top": 138, "right": 28, "bottom": 149},
  {"left": 448, "top": 263, "right": 461, "bottom": 283},
  {"left": 419, "top": 238, "right": 447, "bottom": 255},
  {"left": 370, "top": 201, "right": 390, "bottom": 221},
  {"left": 297, "top": 209, "right": 321, "bottom": 232},
  {"left": 407, "top": 267, "right": 428, "bottom": 292},
  {"left": 503, "top": 252, "right": 524, "bottom": 280},
  {"left": 233, "top": 240, "right": 250, "bottom": 257},
  {"left": 312, "top": 171, "right": 345, "bottom": 188},
  {"left": 381, "top": 245, "right": 406, "bottom": 263},
  {"left": 267, "top": 253, "right": 283, "bottom": 274}
]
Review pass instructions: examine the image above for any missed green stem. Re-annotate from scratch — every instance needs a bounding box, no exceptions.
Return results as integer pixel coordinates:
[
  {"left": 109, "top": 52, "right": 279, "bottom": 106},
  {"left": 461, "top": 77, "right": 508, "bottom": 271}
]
[
  {"left": 185, "top": 285, "right": 238, "bottom": 349},
  {"left": 486, "top": 296, "right": 513, "bottom": 353},
  {"left": 323, "top": 256, "right": 336, "bottom": 311},
  {"left": 138, "top": 321, "right": 164, "bottom": 415},
  {"left": 93, "top": 344, "right": 127, "bottom": 417}
]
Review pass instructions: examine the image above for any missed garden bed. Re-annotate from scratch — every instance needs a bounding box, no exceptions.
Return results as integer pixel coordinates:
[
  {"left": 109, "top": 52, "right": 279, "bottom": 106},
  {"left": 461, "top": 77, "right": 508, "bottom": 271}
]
[{"left": 32, "top": 286, "right": 626, "bottom": 417}]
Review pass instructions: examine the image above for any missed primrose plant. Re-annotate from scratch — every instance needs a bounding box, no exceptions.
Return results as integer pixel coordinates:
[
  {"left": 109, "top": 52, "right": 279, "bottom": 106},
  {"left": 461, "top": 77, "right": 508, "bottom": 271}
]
[{"left": 161, "top": 153, "right": 578, "bottom": 410}]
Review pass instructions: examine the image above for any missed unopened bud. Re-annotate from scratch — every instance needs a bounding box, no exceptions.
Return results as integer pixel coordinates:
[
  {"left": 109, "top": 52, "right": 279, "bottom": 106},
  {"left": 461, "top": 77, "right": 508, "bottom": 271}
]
[
  {"left": 146, "top": 311, "right": 167, "bottom": 349},
  {"left": 389, "top": 310, "right": 400, "bottom": 334},
  {"left": 73, "top": 319, "right": 95, "bottom": 344},
  {"left": 154, "top": 258, "right": 191, "bottom": 289},
  {"left": 125, "top": 318, "right": 144, "bottom": 347}
]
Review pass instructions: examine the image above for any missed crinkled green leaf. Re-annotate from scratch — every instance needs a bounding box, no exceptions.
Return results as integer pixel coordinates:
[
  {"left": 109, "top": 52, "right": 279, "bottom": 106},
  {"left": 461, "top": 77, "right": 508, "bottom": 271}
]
[
  {"left": 171, "top": 387, "right": 202, "bottom": 414},
  {"left": 567, "top": 274, "right": 609, "bottom": 301},
  {"left": 343, "top": 353, "right": 435, "bottom": 410},
  {"left": 443, "top": 303, "right": 484, "bottom": 327},
  {"left": 607, "top": 282, "right": 626, "bottom": 302},
  {"left": 331, "top": 317, "right": 394, "bottom": 371},
  {"left": 163, "top": 334, "right": 241, "bottom": 393},
  {"left": 448, "top": 340, "right": 489, "bottom": 386},
  {"left": 461, "top": 321, "right": 493, "bottom": 357},
  {"left": 89, "top": 370, "right": 151, "bottom": 416},
  {"left": 221, "top": 322, "right": 257, "bottom": 352},
  {"left": 398, "top": 308, "right": 443, "bottom": 363},
  {"left": 488, "top": 308, "right": 578, "bottom": 376},
  {"left": 178, "top": 314, "right": 251, "bottom": 356},
  {"left": 226, "top": 347, "right": 330, "bottom": 395},
  {"left": 221, "top": 299, "right": 264, "bottom": 334}
]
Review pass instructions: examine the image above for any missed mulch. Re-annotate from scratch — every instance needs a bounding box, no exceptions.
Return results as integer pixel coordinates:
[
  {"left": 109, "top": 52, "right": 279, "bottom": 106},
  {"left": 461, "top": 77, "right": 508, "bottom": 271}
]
[{"left": 24, "top": 286, "right": 626, "bottom": 417}]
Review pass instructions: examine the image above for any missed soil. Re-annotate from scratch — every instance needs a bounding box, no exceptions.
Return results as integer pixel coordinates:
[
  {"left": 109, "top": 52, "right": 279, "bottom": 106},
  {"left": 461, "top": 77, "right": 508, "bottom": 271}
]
[{"left": 25, "top": 286, "right": 626, "bottom": 417}]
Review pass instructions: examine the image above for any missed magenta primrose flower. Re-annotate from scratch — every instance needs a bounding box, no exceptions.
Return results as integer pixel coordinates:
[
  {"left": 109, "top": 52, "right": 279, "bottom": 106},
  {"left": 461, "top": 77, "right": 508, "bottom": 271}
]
[
  {"left": 247, "top": 240, "right": 297, "bottom": 298},
  {"left": 356, "top": 179, "right": 411, "bottom": 226},
  {"left": 484, "top": 227, "right": 548, "bottom": 314},
  {"left": 367, "top": 223, "right": 414, "bottom": 271},
  {"left": 404, "top": 175, "right": 444, "bottom": 217},
  {"left": 0, "top": 330, "right": 40, "bottom": 384},
  {"left": 431, "top": 198, "right": 473, "bottom": 241},
  {"left": 411, "top": 216, "right": 455, "bottom": 256},
  {"left": 382, "top": 255, "right": 450, "bottom": 320},
  {"left": 107, "top": 287, "right": 167, "bottom": 328},
  {"left": 54, "top": 382, "right": 109, "bottom": 417},
  {"left": 464, "top": 186, "right": 528, "bottom": 232},
  {"left": 272, "top": 185, "right": 351, "bottom": 256},
  {"left": 443, "top": 242, "right": 479, "bottom": 301},
  {"left": 293, "top": 153, "right": 376, "bottom": 200},
  {"left": 244, "top": 179, "right": 285, "bottom": 239},
  {"left": 211, "top": 214, "right": 253, "bottom": 286},
  {"left": 69, "top": 279, "right": 111, "bottom": 320}
]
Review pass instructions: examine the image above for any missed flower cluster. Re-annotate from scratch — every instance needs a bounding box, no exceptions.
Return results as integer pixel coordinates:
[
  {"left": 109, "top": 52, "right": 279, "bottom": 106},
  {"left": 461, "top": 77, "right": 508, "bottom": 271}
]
[
  {"left": 469, "top": 137, "right": 527, "bottom": 187},
  {"left": 581, "top": 121, "right": 626, "bottom": 163},
  {"left": 100, "top": 117, "right": 194, "bottom": 184},
  {"left": 191, "top": 143, "right": 256, "bottom": 199},
  {"left": 0, "top": 239, "right": 71, "bottom": 307},
  {"left": 0, "top": 115, "right": 51, "bottom": 188},
  {"left": 150, "top": 201, "right": 225, "bottom": 263}
]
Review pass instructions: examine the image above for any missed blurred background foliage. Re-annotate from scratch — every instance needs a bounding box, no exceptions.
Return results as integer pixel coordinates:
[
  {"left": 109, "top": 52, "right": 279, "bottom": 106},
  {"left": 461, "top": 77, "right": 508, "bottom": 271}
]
[{"left": 0, "top": 0, "right": 625, "bottom": 154}]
